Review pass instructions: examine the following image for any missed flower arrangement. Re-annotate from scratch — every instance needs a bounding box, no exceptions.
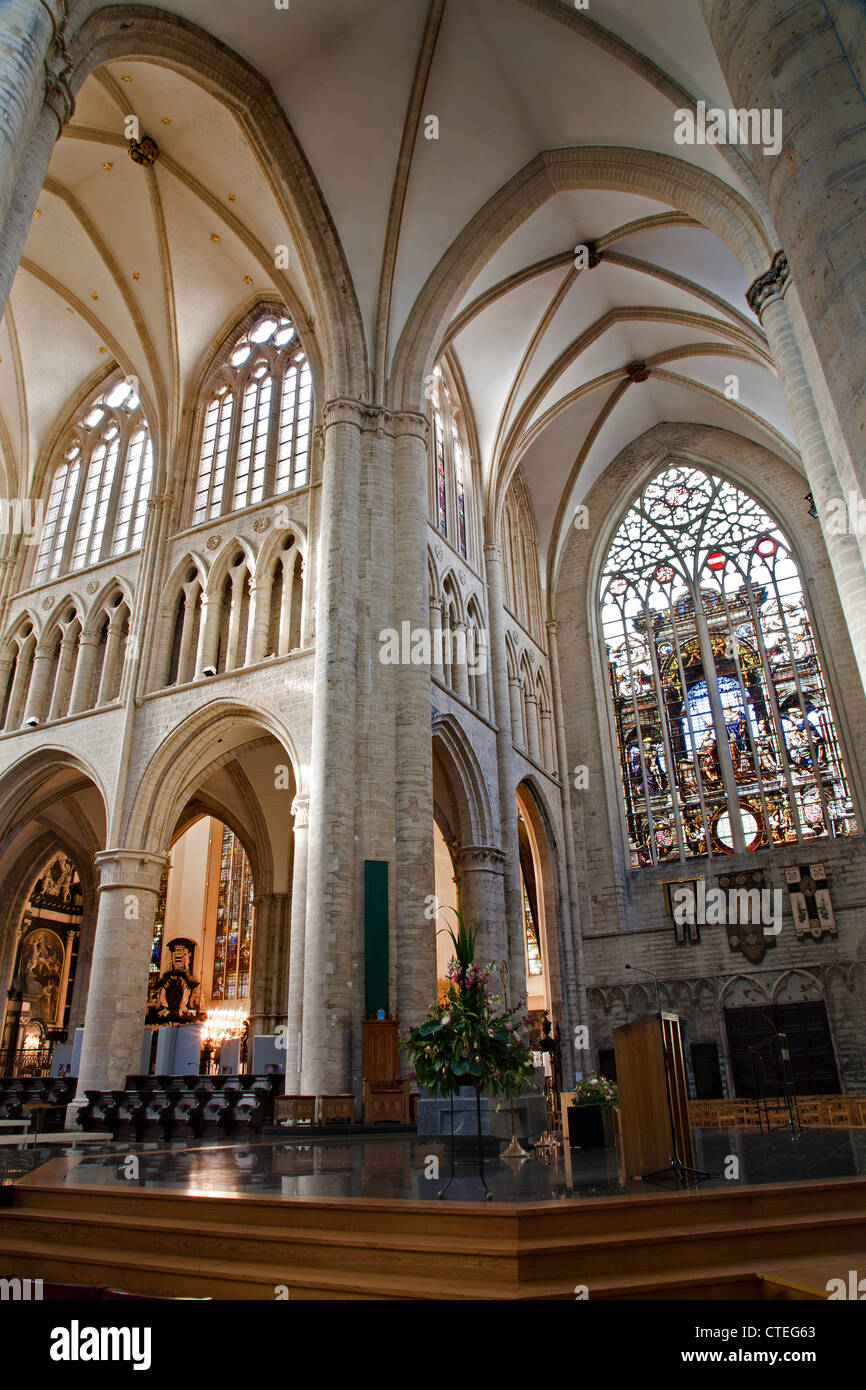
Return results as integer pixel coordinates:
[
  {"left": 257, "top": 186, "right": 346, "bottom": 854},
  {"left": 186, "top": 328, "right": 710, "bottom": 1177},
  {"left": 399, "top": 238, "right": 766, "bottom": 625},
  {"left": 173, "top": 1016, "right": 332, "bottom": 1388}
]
[
  {"left": 403, "top": 909, "right": 535, "bottom": 1099},
  {"left": 571, "top": 1073, "right": 618, "bottom": 1109}
]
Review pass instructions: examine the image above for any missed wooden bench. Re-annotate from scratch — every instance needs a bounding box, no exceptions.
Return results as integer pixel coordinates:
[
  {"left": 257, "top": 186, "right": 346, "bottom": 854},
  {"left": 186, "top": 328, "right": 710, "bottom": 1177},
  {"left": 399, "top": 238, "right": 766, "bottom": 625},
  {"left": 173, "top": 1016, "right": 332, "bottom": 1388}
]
[
  {"left": 317, "top": 1094, "right": 354, "bottom": 1124},
  {"left": 274, "top": 1094, "right": 315, "bottom": 1125}
]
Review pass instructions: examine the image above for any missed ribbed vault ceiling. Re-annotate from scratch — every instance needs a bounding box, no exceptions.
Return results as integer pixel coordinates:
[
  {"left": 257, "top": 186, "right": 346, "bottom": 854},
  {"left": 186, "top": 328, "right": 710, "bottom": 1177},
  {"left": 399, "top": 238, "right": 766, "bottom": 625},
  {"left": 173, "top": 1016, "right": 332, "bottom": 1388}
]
[{"left": 0, "top": 0, "right": 798, "bottom": 595}]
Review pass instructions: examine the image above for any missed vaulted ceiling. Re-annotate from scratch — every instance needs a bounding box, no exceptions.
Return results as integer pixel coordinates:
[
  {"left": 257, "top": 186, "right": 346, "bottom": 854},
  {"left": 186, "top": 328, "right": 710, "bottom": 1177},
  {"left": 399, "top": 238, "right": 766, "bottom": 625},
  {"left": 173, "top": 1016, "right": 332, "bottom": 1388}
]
[{"left": 0, "top": 0, "right": 798, "bottom": 594}]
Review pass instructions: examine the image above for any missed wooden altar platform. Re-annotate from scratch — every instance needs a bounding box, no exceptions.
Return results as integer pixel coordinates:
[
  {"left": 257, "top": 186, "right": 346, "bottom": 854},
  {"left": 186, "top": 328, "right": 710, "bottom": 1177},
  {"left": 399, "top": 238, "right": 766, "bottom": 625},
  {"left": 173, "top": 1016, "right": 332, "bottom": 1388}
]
[{"left": 2, "top": 1142, "right": 866, "bottom": 1299}]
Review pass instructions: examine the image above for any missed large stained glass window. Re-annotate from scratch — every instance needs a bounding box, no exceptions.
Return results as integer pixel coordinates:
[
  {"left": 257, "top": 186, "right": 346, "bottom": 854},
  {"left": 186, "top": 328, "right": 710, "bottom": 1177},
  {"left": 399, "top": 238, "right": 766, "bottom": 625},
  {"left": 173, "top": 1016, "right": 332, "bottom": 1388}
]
[
  {"left": 211, "top": 825, "right": 254, "bottom": 1000},
  {"left": 600, "top": 464, "right": 856, "bottom": 867}
]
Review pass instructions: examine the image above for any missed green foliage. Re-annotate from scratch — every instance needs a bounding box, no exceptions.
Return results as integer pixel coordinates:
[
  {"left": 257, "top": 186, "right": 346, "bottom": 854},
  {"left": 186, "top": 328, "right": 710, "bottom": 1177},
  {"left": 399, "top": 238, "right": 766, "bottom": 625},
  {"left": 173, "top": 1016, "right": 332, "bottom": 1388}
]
[
  {"left": 403, "top": 914, "right": 535, "bottom": 1100},
  {"left": 571, "top": 1073, "right": 618, "bottom": 1109}
]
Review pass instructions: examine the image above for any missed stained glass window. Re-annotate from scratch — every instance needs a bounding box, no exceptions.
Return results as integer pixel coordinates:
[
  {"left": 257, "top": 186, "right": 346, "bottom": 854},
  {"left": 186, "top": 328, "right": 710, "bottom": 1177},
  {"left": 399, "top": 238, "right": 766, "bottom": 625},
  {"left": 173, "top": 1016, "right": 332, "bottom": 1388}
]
[
  {"left": 434, "top": 406, "right": 447, "bottom": 537},
  {"left": 211, "top": 824, "right": 254, "bottom": 1001},
  {"left": 453, "top": 427, "right": 467, "bottom": 559},
  {"left": 521, "top": 872, "right": 543, "bottom": 976},
  {"left": 600, "top": 463, "right": 856, "bottom": 867},
  {"left": 33, "top": 380, "right": 152, "bottom": 583},
  {"left": 193, "top": 310, "right": 312, "bottom": 525}
]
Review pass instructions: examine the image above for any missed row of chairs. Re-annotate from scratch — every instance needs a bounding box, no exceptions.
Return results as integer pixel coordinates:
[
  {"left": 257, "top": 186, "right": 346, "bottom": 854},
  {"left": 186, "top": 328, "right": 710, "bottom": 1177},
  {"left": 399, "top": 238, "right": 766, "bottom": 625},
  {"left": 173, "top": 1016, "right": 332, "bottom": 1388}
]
[
  {"left": 689, "top": 1093, "right": 866, "bottom": 1128},
  {"left": 0, "top": 1077, "right": 74, "bottom": 1129},
  {"left": 77, "top": 1075, "right": 282, "bottom": 1140}
]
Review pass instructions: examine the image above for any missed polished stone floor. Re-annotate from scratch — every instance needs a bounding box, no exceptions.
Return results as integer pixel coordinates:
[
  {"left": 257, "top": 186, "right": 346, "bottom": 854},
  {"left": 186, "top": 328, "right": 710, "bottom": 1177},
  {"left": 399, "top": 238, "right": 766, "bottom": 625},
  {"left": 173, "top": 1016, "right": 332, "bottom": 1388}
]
[{"left": 4, "top": 1125, "right": 866, "bottom": 1203}]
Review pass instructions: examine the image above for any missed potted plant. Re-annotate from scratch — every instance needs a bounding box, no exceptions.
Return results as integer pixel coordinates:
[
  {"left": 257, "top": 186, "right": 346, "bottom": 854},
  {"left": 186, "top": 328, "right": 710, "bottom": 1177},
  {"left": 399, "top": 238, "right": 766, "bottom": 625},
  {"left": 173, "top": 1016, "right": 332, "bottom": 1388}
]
[
  {"left": 567, "top": 1072, "right": 618, "bottom": 1148},
  {"left": 402, "top": 912, "right": 535, "bottom": 1104}
]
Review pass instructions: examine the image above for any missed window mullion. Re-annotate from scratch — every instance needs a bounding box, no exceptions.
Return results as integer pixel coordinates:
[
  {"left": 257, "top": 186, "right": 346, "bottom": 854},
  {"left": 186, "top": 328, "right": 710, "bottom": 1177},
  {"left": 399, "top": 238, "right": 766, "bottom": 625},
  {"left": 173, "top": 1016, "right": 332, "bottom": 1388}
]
[
  {"left": 264, "top": 363, "right": 283, "bottom": 499},
  {"left": 62, "top": 451, "right": 89, "bottom": 576},
  {"left": 718, "top": 580, "right": 775, "bottom": 845},
  {"left": 694, "top": 590, "right": 747, "bottom": 853},
  {"left": 643, "top": 599, "right": 686, "bottom": 862},
  {"left": 768, "top": 567, "right": 833, "bottom": 834},
  {"left": 101, "top": 425, "right": 128, "bottom": 563},
  {"left": 668, "top": 592, "right": 714, "bottom": 858},
  {"left": 743, "top": 573, "right": 804, "bottom": 842},
  {"left": 619, "top": 599, "right": 658, "bottom": 867},
  {"left": 222, "top": 381, "right": 243, "bottom": 518}
]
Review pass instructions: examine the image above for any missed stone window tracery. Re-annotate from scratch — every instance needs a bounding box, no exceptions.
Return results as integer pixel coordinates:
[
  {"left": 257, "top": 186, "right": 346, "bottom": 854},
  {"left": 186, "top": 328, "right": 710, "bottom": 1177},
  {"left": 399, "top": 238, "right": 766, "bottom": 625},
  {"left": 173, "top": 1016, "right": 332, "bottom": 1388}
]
[
  {"left": 33, "top": 379, "right": 153, "bottom": 584},
  {"left": 600, "top": 462, "right": 856, "bottom": 867},
  {"left": 427, "top": 366, "right": 475, "bottom": 564},
  {"left": 192, "top": 310, "right": 312, "bottom": 525}
]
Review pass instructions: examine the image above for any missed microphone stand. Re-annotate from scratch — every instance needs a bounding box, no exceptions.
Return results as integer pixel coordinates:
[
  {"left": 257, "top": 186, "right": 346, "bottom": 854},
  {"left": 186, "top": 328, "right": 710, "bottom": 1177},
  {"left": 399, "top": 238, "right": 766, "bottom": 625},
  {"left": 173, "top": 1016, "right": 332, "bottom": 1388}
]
[{"left": 625, "top": 963, "right": 708, "bottom": 1186}]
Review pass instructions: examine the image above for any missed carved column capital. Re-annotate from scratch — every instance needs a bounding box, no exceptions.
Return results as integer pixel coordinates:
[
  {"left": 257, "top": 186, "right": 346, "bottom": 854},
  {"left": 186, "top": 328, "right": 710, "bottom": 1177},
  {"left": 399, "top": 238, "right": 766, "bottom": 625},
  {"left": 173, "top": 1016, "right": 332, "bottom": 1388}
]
[{"left": 746, "top": 250, "right": 791, "bottom": 319}]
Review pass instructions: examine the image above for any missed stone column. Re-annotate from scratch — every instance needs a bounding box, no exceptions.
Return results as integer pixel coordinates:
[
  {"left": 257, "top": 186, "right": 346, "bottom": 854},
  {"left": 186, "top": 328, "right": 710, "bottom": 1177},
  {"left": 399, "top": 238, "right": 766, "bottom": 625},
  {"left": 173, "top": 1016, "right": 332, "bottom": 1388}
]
[
  {"left": 0, "top": 2, "right": 75, "bottom": 319},
  {"left": 703, "top": 0, "right": 866, "bottom": 490},
  {"left": 748, "top": 253, "right": 866, "bottom": 690},
  {"left": 47, "top": 631, "right": 77, "bottom": 720},
  {"left": 4, "top": 640, "right": 32, "bottom": 728},
  {"left": 452, "top": 621, "right": 470, "bottom": 702},
  {"left": 484, "top": 541, "right": 526, "bottom": 983},
  {"left": 68, "top": 631, "right": 99, "bottom": 714},
  {"left": 248, "top": 891, "right": 290, "bottom": 1036},
  {"left": 73, "top": 850, "right": 168, "bottom": 1101},
  {"left": 456, "top": 844, "right": 507, "bottom": 969},
  {"left": 96, "top": 619, "right": 124, "bottom": 706},
  {"left": 540, "top": 707, "right": 555, "bottom": 773},
  {"left": 22, "top": 643, "right": 55, "bottom": 724},
  {"left": 508, "top": 676, "right": 524, "bottom": 748},
  {"left": 176, "top": 585, "right": 200, "bottom": 684},
  {"left": 301, "top": 399, "right": 363, "bottom": 1095},
  {"left": 244, "top": 576, "right": 269, "bottom": 666},
  {"left": 195, "top": 591, "right": 223, "bottom": 678},
  {"left": 547, "top": 619, "right": 587, "bottom": 1082},
  {"left": 525, "top": 691, "right": 542, "bottom": 764},
  {"left": 392, "top": 413, "right": 436, "bottom": 1032},
  {"left": 285, "top": 794, "right": 309, "bottom": 1088},
  {"left": 429, "top": 596, "right": 444, "bottom": 681}
]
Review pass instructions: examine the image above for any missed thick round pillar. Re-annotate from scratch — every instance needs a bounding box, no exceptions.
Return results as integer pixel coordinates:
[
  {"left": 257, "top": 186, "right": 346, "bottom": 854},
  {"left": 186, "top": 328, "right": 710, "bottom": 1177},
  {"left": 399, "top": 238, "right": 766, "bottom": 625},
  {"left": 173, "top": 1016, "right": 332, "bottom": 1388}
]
[
  {"left": 748, "top": 254, "right": 866, "bottom": 691},
  {"left": 703, "top": 0, "right": 866, "bottom": 485},
  {"left": 546, "top": 618, "right": 587, "bottom": 1082},
  {"left": 392, "top": 413, "right": 436, "bottom": 1032},
  {"left": 73, "top": 850, "right": 168, "bottom": 1100},
  {"left": 249, "top": 892, "right": 290, "bottom": 1036},
  {"left": 484, "top": 541, "right": 526, "bottom": 984},
  {"left": 0, "top": 3, "right": 75, "bottom": 318},
  {"left": 301, "top": 399, "right": 363, "bottom": 1094},
  {"left": 285, "top": 794, "right": 309, "bottom": 1088},
  {"left": 456, "top": 844, "right": 507, "bottom": 970}
]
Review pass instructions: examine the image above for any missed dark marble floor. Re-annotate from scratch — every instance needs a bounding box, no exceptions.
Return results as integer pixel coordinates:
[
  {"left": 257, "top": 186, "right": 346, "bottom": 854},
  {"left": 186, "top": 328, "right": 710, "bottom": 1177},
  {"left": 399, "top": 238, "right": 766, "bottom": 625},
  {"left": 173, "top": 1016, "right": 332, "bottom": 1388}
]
[{"left": 4, "top": 1125, "right": 866, "bottom": 1203}]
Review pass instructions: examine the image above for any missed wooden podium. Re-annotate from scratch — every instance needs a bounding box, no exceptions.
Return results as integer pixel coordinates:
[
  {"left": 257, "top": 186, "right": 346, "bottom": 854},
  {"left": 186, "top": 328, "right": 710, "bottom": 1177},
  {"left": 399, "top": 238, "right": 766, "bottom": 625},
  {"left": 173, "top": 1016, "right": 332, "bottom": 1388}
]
[{"left": 613, "top": 1013, "right": 694, "bottom": 1179}]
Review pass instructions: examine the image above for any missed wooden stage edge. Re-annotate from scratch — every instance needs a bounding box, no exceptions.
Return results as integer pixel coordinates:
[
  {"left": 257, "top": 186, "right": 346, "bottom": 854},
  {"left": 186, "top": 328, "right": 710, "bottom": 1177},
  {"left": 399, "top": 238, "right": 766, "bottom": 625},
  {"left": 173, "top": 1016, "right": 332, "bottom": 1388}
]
[{"left": 2, "top": 1171, "right": 866, "bottom": 1299}]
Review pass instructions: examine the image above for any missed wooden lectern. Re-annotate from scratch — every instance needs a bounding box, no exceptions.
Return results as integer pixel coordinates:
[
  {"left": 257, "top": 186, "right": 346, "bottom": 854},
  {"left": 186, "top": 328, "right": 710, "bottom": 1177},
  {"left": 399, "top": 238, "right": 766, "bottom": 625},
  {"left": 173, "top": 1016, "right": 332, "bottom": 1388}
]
[{"left": 613, "top": 1013, "right": 694, "bottom": 1179}]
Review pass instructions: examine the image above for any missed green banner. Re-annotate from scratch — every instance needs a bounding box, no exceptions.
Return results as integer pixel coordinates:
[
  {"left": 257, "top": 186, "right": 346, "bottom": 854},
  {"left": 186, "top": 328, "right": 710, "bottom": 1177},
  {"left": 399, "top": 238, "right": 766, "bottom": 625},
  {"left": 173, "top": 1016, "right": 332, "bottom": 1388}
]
[{"left": 364, "top": 860, "right": 389, "bottom": 1017}]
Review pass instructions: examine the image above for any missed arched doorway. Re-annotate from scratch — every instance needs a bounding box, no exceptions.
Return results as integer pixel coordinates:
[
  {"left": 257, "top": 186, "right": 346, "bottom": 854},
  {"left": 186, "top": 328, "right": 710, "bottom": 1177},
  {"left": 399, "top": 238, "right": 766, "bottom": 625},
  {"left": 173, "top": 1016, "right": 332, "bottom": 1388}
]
[
  {"left": 0, "top": 750, "right": 106, "bottom": 1079},
  {"left": 142, "top": 815, "right": 257, "bottom": 1077},
  {"left": 515, "top": 781, "right": 565, "bottom": 1029}
]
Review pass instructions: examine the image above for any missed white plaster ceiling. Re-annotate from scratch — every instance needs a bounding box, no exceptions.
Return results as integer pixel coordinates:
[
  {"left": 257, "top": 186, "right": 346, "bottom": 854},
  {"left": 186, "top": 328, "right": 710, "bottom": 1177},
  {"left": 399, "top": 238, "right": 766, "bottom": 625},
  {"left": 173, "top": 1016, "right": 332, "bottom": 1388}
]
[{"left": 0, "top": 0, "right": 796, "bottom": 598}]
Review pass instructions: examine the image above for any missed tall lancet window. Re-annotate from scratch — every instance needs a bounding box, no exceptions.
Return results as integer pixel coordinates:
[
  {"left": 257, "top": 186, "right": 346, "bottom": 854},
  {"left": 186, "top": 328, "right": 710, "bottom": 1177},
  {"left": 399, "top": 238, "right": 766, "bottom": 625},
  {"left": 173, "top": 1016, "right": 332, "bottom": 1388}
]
[
  {"left": 600, "top": 463, "right": 856, "bottom": 867},
  {"left": 427, "top": 365, "right": 474, "bottom": 564},
  {"left": 33, "top": 379, "right": 153, "bottom": 584},
  {"left": 192, "top": 309, "right": 312, "bottom": 525},
  {"left": 212, "top": 824, "right": 254, "bottom": 1001}
]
